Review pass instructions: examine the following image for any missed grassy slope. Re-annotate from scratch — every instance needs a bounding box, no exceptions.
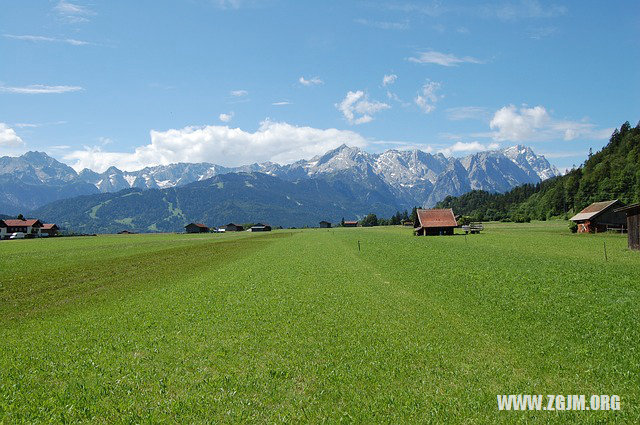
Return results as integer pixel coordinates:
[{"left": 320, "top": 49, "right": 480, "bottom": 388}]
[{"left": 0, "top": 223, "right": 638, "bottom": 423}]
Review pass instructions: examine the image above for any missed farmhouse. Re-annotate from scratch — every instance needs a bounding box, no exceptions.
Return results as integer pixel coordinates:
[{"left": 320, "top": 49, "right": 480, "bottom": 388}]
[
  {"left": 0, "top": 220, "right": 5, "bottom": 239},
  {"left": 249, "top": 223, "right": 271, "bottom": 232},
  {"left": 319, "top": 221, "right": 331, "bottom": 228},
  {"left": 185, "top": 223, "right": 209, "bottom": 233},
  {"left": 40, "top": 223, "right": 59, "bottom": 237},
  {"left": 615, "top": 203, "right": 640, "bottom": 250},
  {"left": 2, "top": 219, "right": 43, "bottom": 237},
  {"left": 570, "top": 200, "right": 626, "bottom": 233},
  {"left": 343, "top": 221, "right": 358, "bottom": 227},
  {"left": 414, "top": 208, "right": 458, "bottom": 236},
  {"left": 223, "top": 223, "right": 244, "bottom": 232}
]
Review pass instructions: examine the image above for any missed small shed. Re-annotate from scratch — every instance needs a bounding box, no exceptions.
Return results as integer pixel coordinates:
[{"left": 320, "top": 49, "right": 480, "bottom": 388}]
[
  {"left": 401, "top": 220, "right": 414, "bottom": 227},
  {"left": 249, "top": 223, "right": 271, "bottom": 232},
  {"left": 185, "top": 223, "right": 209, "bottom": 233},
  {"left": 570, "top": 200, "right": 626, "bottom": 233},
  {"left": 343, "top": 221, "right": 358, "bottom": 227},
  {"left": 319, "top": 221, "right": 332, "bottom": 228},
  {"left": 224, "top": 223, "right": 244, "bottom": 232},
  {"left": 615, "top": 203, "right": 640, "bottom": 250},
  {"left": 414, "top": 208, "right": 457, "bottom": 236},
  {"left": 40, "top": 224, "right": 59, "bottom": 236}
]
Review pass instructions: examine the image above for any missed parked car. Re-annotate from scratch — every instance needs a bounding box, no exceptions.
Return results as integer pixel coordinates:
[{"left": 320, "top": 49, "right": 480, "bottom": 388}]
[{"left": 9, "top": 232, "right": 25, "bottom": 239}]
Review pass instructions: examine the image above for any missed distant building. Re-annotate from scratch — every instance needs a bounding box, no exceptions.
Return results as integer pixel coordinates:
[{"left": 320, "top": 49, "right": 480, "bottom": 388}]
[
  {"left": 185, "top": 223, "right": 209, "bottom": 233},
  {"left": 570, "top": 200, "right": 626, "bottom": 233},
  {"left": 402, "top": 220, "right": 414, "bottom": 227},
  {"left": 223, "top": 223, "right": 244, "bottom": 232},
  {"left": 249, "top": 223, "right": 271, "bottom": 232},
  {"left": 343, "top": 221, "right": 358, "bottom": 227},
  {"left": 414, "top": 208, "right": 457, "bottom": 236},
  {"left": 319, "top": 221, "right": 332, "bottom": 228},
  {"left": 118, "top": 230, "right": 135, "bottom": 235},
  {"left": 2, "top": 219, "right": 43, "bottom": 237},
  {"left": 40, "top": 223, "right": 60, "bottom": 236},
  {"left": 615, "top": 203, "right": 640, "bottom": 250}
]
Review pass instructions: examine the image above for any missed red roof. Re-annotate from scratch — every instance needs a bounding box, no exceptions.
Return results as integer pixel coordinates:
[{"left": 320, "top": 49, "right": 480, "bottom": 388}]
[
  {"left": 188, "top": 223, "right": 208, "bottom": 228},
  {"left": 344, "top": 221, "right": 358, "bottom": 225},
  {"left": 416, "top": 209, "right": 457, "bottom": 228},
  {"left": 41, "top": 223, "right": 58, "bottom": 230},
  {"left": 3, "top": 219, "right": 42, "bottom": 227}
]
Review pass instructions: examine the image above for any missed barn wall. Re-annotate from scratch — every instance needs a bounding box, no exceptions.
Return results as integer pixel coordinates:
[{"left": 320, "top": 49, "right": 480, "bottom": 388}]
[
  {"left": 628, "top": 213, "right": 640, "bottom": 250},
  {"left": 596, "top": 209, "right": 627, "bottom": 227}
]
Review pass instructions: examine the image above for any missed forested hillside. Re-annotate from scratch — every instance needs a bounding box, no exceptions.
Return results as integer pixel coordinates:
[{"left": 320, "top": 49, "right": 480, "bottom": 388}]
[{"left": 436, "top": 121, "right": 640, "bottom": 222}]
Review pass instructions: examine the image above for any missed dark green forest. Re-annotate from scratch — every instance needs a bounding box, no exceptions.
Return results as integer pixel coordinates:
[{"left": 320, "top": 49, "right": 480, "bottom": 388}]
[{"left": 436, "top": 121, "right": 640, "bottom": 222}]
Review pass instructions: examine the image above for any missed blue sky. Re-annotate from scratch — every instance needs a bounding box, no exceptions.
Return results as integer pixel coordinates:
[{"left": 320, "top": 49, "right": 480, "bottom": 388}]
[{"left": 0, "top": 0, "right": 638, "bottom": 172}]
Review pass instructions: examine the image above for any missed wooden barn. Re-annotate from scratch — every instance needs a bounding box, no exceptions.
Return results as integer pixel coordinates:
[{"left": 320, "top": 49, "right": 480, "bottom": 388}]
[
  {"left": 570, "top": 200, "right": 626, "bottom": 233},
  {"left": 249, "top": 223, "right": 271, "bottom": 232},
  {"left": 343, "top": 221, "right": 358, "bottom": 227},
  {"left": 402, "top": 220, "right": 414, "bottom": 227},
  {"left": 615, "top": 203, "right": 640, "bottom": 250},
  {"left": 40, "top": 223, "right": 59, "bottom": 236},
  {"left": 185, "top": 223, "right": 209, "bottom": 233},
  {"left": 414, "top": 208, "right": 458, "bottom": 236},
  {"left": 223, "top": 223, "right": 244, "bottom": 232},
  {"left": 319, "top": 221, "right": 332, "bottom": 228}
]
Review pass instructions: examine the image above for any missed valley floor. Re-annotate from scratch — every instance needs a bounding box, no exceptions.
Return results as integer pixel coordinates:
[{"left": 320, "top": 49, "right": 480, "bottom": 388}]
[{"left": 0, "top": 222, "right": 638, "bottom": 423}]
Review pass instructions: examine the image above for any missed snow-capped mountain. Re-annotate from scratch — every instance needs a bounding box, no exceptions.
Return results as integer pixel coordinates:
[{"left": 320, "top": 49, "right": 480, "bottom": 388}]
[{"left": 0, "top": 145, "right": 560, "bottom": 213}]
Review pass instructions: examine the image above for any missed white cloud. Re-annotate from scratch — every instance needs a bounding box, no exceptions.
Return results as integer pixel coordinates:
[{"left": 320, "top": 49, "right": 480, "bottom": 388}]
[
  {"left": 408, "top": 50, "right": 482, "bottom": 66},
  {"left": 0, "top": 123, "right": 25, "bottom": 148},
  {"left": 230, "top": 89, "right": 248, "bottom": 97},
  {"left": 382, "top": 74, "right": 397, "bottom": 86},
  {"left": 3, "top": 34, "right": 90, "bottom": 46},
  {"left": 489, "top": 105, "right": 613, "bottom": 142},
  {"left": 298, "top": 76, "right": 323, "bottom": 86},
  {"left": 415, "top": 82, "right": 442, "bottom": 114},
  {"left": 54, "top": 1, "right": 95, "bottom": 23},
  {"left": 272, "top": 101, "right": 292, "bottom": 106},
  {"left": 446, "top": 106, "right": 490, "bottom": 121},
  {"left": 0, "top": 84, "right": 83, "bottom": 94},
  {"left": 64, "top": 120, "right": 369, "bottom": 172},
  {"left": 219, "top": 112, "right": 233, "bottom": 122},
  {"left": 336, "top": 91, "right": 390, "bottom": 125},
  {"left": 354, "top": 18, "right": 409, "bottom": 30},
  {"left": 439, "top": 141, "right": 500, "bottom": 156}
]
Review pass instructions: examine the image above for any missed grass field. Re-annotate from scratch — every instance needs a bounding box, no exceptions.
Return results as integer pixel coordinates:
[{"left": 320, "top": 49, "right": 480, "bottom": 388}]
[{"left": 1, "top": 222, "right": 639, "bottom": 423}]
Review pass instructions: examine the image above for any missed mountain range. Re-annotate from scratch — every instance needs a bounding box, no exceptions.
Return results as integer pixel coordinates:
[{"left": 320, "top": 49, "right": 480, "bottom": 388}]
[{"left": 1, "top": 145, "right": 559, "bottom": 221}]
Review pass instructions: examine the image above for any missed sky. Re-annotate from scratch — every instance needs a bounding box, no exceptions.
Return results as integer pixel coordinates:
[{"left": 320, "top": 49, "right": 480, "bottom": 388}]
[{"left": 0, "top": 0, "right": 638, "bottom": 173}]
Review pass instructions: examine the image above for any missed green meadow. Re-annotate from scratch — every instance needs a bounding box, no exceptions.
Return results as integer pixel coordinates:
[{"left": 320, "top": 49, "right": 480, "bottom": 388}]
[{"left": 1, "top": 222, "right": 638, "bottom": 423}]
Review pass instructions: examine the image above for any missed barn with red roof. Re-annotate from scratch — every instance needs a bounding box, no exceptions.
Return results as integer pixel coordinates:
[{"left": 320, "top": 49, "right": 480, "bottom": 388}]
[{"left": 414, "top": 208, "right": 458, "bottom": 236}]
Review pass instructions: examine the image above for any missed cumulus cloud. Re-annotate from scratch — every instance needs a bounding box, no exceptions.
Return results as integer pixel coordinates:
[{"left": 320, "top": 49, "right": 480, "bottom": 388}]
[
  {"left": 382, "top": 74, "right": 397, "bottom": 86},
  {"left": 298, "top": 76, "right": 323, "bottom": 86},
  {"left": 336, "top": 91, "right": 390, "bottom": 125},
  {"left": 439, "top": 141, "right": 500, "bottom": 156},
  {"left": 415, "top": 82, "right": 442, "bottom": 113},
  {"left": 0, "top": 123, "right": 25, "bottom": 148},
  {"left": 64, "top": 120, "right": 369, "bottom": 172},
  {"left": 55, "top": 1, "right": 95, "bottom": 23},
  {"left": 489, "top": 105, "right": 612, "bottom": 142},
  {"left": 0, "top": 84, "right": 83, "bottom": 94},
  {"left": 408, "top": 50, "right": 482, "bottom": 66},
  {"left": 219, "top": 112, "right": 233, "bottom": 122},
  {"left": 3, "top": 34, "right": 91, "bottom": 46},
  {"left": 230, "top": 89, "right": 248, "bottom": 97}
]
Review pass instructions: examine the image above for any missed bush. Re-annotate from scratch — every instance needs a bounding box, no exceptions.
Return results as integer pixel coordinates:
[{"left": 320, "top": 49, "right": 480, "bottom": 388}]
[{"left": 568, "top": 221, "right": 578, "bottom": 233}]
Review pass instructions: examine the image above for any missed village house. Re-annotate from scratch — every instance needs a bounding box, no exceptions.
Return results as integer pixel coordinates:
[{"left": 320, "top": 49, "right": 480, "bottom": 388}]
[
  {"left": 185, "top": 223, "right": 209, "bottom": 233},
  {"left": 249, "top": 223, "right": 271, "bottom": 232},
  {"left": 0, "top": 220, "right": 6, "bottom": 239},
  {"left": 223, "top": 223, "right": 244, "bottom": 232},
  {"left": 2, "top": 219, "right": 43, "bottom": 237},
  {"left": 319, "top": 221, "right": 332, "bottom": 228},
  {"left": 615, "top": 203, "right": 640, "bottom": 250},
  {"left": 570, "top": 200, "right": 627, "bottom": 233},
  {"left": 414, "top": 208, "right": 458, "bottom": 236},
  {"left": 343, "top": 221, "right": 358, "bottom": 227}
]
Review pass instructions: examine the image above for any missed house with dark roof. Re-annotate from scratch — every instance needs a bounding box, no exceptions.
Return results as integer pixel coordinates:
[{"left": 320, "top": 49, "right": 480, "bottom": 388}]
[
  {"left": 414, "top": 208, "right": 458, "bottom": 236},
  {"left": 223, "top": 223, "right": 244, "bottom": 232},
  {"left": 319, "top": 221, "right": 331, "bottom": 228},
  {"left": 249, "top": 223, "right": 271, "bottom": 232},
  {"left": 570, "top": 200, "right": 626, "bottom": 233},
  {"left": 185, "top": 223, "right": 209, "bottom": 233},
  {"left": 615, "top": 203, "right": 640, "bottom": 250}
]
